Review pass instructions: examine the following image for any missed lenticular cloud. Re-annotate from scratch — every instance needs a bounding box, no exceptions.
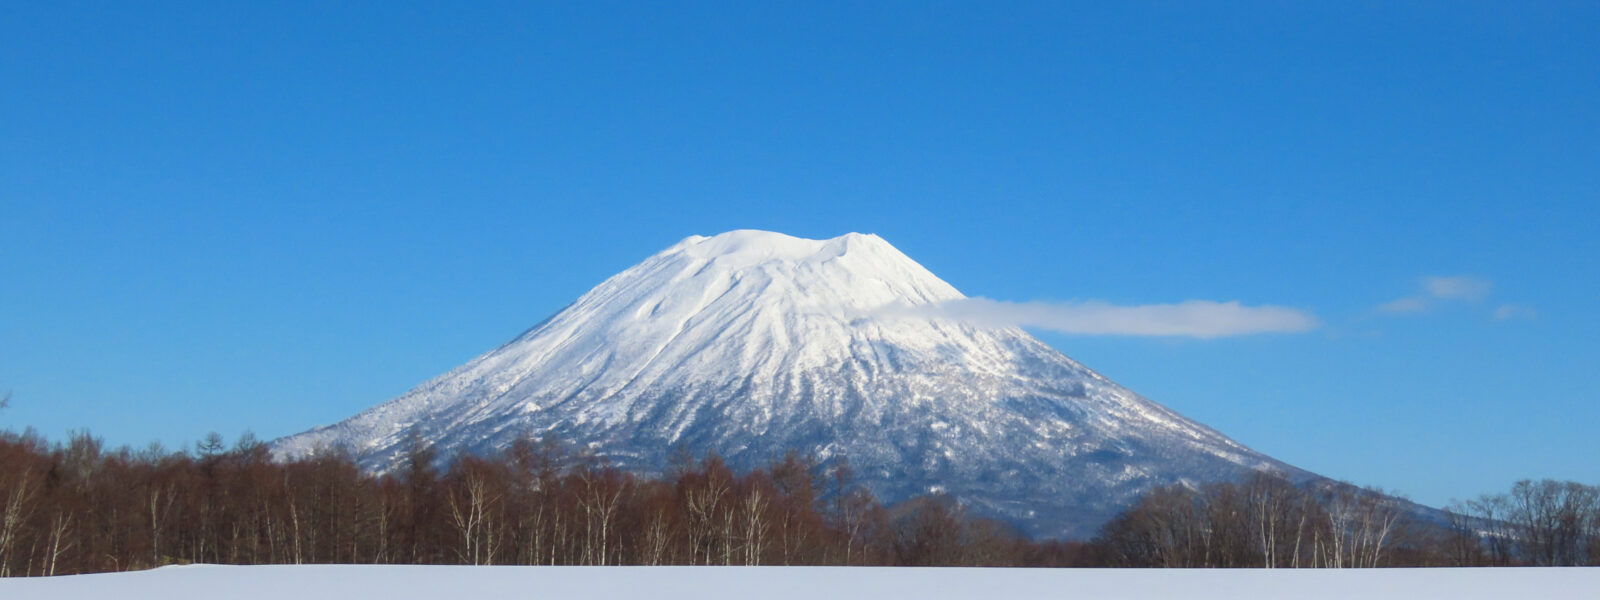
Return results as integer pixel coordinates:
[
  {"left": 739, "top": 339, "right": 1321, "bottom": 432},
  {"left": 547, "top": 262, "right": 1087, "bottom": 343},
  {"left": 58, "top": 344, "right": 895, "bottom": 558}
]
[{"left": 880, "top": 298, "right": 1319, "bottom": 338}]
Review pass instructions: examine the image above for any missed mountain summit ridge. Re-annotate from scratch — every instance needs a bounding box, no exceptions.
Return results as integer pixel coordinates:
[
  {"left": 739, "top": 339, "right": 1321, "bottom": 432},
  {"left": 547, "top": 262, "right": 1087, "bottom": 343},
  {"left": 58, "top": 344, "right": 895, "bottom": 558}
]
[{"left": 273, "top": 229, "right": 1303, "bottom": 537}]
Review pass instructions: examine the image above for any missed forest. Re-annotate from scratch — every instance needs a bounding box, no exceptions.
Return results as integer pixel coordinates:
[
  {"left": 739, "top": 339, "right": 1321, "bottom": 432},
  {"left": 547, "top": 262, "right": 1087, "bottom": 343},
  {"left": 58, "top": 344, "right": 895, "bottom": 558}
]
[{"left": 0, "top": 428, "right": 1595, "bottom": 576}]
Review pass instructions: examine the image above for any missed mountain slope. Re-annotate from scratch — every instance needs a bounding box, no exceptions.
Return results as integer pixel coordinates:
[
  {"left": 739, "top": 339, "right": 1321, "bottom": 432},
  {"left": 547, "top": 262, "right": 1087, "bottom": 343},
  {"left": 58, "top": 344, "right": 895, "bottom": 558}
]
[{"left": 273, "top": 230, "right": 1304, "bottom": 538}]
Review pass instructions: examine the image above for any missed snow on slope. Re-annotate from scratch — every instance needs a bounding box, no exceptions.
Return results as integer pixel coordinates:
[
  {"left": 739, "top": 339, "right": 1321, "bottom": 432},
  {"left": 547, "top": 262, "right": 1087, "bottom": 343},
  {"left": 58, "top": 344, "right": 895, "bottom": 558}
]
[
  {"left": 5, "top": 564, "right": 1597, "bottom": 600},
  {"left": 272, "top": 230, "right": 1303, "bottom": 538}
]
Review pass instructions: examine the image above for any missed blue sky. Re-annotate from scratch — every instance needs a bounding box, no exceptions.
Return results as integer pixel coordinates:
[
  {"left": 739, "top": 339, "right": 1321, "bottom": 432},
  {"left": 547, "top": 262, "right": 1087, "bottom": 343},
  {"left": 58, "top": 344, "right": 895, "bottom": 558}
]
[{"left": 2, "top": 2, "right": 1596, "bottom": 509}]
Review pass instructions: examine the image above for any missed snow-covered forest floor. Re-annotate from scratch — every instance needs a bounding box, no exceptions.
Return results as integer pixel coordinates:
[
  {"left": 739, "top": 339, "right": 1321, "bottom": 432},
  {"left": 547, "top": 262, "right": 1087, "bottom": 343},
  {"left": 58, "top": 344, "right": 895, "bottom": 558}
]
[{"left": 2, "top": 564, "right": 1597, "bottom": 600}]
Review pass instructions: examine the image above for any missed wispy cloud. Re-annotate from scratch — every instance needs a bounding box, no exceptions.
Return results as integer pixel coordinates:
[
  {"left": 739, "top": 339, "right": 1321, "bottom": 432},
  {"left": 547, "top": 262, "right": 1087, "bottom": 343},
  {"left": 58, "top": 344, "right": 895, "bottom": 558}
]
[
  {"left": 1494, "top": 304, "right": 1538, "bottom": 321},
  {"left": 876, "top": 298, "right": 1319, "bottom": 338},
  {"left": 1378, "top": 275, "right": 1496, "bottom": 315},
  {"left": 1375, "top": 297, "right": 1430, "bottom": 315},
  {"left": 1423, "top": 276, "right": 1492, "bottom": 301}
]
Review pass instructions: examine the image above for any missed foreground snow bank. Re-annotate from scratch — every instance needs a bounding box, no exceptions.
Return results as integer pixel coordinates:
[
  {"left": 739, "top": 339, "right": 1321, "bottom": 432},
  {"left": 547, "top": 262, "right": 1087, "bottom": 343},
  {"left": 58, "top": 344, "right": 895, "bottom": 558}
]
[{"left": 3, "top": 565, "right": 1596, "bottom": 600}]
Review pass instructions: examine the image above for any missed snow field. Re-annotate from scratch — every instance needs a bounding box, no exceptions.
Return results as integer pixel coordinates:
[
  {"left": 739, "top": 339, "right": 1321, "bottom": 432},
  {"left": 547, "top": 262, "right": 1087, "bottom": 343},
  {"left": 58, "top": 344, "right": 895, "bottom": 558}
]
[{"left": 3, "top": 565, "right": 1596, "bottom": 600}]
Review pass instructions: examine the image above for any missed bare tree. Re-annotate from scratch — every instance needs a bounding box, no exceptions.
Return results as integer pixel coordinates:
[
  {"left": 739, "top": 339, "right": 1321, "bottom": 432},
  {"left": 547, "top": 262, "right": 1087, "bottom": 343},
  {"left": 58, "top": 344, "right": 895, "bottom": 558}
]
[
  {"left": 444, "top": 457, "right": 504, "bottom": 565},
  {"left": 1508, "top": 479, "right": 1598, "bottom": 566},
  {"left": 573, "top": 465, "right": 627, "bottom": 565},
  {"left": 1317, "top": 484, "right": 1402, "bottom": 568},
  {"left": 738, "top": 475, "right": 772, "bottom": 565},
  {"left": 0, "top": 458, "right": 38, "bottom": 576},
  {"left": 680, "top": 456, "right": 732, "bottom": 565}
]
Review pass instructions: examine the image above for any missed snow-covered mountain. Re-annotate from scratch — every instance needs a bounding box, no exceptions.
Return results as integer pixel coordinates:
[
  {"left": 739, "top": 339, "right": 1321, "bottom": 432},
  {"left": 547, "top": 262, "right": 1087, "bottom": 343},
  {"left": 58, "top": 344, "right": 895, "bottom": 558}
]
[{"left": 273, "top": 230, "right": 1305, "bottom": 538}]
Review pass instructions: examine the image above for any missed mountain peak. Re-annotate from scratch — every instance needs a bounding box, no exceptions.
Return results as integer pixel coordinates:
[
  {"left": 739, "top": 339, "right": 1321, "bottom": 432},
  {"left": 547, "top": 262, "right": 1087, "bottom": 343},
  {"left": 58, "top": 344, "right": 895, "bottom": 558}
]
[
  {"left": 667, "top": 230, "right": 896, "bottom": 267},
  {"left": 627, "top": 230, "right": 961, "bottom": 313},
  {"left": 273, "top": 230, "right": 1302, "bottom": 538}
]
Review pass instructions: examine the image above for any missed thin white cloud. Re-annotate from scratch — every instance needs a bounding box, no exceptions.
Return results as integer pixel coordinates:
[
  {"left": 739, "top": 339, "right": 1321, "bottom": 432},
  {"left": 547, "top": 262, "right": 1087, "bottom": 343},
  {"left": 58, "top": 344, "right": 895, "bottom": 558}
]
[
  {"left": 1494, "top": 304, "right": 1538, "bottom": 320},
  {"left": 1376, "top": 297, "right": 1430, "bottom": 315},
  {"left": 1377, "top": 275, "right": 1496, "bottom": 316},
  {"left": 877, "top": 298, "right": 1319, "bottom": 339},
  {"left": 1423, "top": 276, "right": 1492, "bottom": 301}
]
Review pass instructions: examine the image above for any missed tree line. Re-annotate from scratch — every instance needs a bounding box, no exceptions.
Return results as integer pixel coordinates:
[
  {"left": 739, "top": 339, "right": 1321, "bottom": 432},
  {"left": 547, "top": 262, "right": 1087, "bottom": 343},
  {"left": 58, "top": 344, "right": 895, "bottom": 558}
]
[
  {"left": 1, "top": 427, "right": 1595, "bottom": 575},
  {"left": 0, "top": 429, "right": 1082, "bottom": 576},
  {"left": 1443, "top": 479, "right": 1600, "bottom": 566},
  {"left": 1092, "top": 474, "right": 1600, "bottom": 568},
  {"left": 1093, "top": 474, "right": 1412, "bottom": 567}
]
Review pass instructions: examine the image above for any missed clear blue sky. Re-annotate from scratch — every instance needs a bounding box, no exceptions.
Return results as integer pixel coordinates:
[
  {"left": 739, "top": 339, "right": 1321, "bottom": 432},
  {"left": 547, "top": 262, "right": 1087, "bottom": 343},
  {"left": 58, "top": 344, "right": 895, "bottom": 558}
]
[{"left": 2, "top": 2, "right": 1596, "bottom": 509}]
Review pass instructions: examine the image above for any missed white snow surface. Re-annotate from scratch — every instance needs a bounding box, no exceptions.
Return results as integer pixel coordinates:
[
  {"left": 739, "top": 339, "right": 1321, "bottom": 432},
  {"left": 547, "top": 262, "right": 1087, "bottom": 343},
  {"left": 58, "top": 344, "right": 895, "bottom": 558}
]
[
  {"left": 272, "top": 230, "right": 1305, "bottom": 538},
  {"left": 5, "top": 565, "right": 1596, "bottom": 600}
]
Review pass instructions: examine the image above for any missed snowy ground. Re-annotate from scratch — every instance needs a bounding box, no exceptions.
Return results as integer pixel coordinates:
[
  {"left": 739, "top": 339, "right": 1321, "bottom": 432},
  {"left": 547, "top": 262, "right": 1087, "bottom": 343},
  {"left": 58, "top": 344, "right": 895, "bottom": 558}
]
[{"left": 2, "top": 565, "right": 1596, "bottom": 600}]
